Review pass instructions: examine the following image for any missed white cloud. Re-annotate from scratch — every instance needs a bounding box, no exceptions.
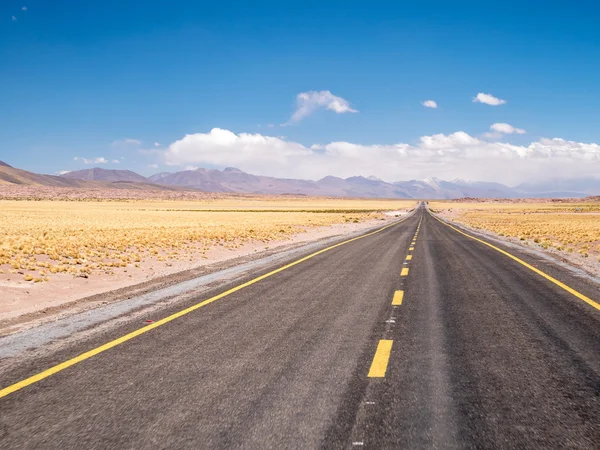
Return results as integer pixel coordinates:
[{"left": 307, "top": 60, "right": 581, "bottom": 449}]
[
  {"left": 111, "top": 159, "right": 120, "bottom": 163},
  {"left": 74, "top": 156, "right": 108, "bottom": 165},
  {"left": 56, "top": 170, "right": 70, "bottom": 175},
  {"left": 473, "top": 92, "right": 507, "bottom": 106},
  {"left": 422, "top": 100, "right": 438, "bottom": 109},
  {"left": 287, "top": 90, "right": 357, "bottom": 123},
  {"left": 161, "top": 128, "right": 600, "bottom": 185},
  {"left": 148, "top": 164, "right": 159, "bottom": 169},
  {"left": 22, "top": 6, "right": 27, "bottom": 11},
  {"left": 490, "top": 123, "right": 526, "bottom": 134},
  {"left": 12, "top": 16, "right": 17, "bottom": 21},
  {"left": 154, "top": 142, "right": 161, "bottom": 147}
]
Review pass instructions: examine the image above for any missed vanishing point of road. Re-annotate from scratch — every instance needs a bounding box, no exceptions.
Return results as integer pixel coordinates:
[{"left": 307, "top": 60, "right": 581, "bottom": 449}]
[{"left": 1, "top": 204, "right": 599, "bottom": 448}]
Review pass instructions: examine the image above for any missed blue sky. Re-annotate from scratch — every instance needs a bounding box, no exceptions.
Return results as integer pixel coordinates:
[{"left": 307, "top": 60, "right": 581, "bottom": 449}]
[{"left": 2, "top": 1, "right": 600, "bottom": 184}]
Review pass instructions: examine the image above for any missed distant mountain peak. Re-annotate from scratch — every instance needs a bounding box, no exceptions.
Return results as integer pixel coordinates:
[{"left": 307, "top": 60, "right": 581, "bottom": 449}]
[
  {"left": 223, "top": 167, "right": 244, "bottom": 173},
  {"left": 452, "top": 178, "right": 473, "bottom": 185},
  {"left": 423, "top": 177, "right": 442, "bottom": 187},
  {"left": 0, "top": 160, "right": 13, "bottom": 168}
]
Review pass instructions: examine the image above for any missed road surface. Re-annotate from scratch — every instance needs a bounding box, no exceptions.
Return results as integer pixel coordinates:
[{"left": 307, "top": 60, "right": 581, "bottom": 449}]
[{"left": 1, "top": 205, "right": 599, "bottom": 449}]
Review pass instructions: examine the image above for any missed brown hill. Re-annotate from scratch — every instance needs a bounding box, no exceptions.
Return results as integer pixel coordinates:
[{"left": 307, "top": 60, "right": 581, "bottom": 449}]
[
  {"left": 0, "top": 163, "right": 193, "bottom": 192},
  {"left": 0, "top": 165, "right": 91, "bottom": 187},
  {"left": 61, "top": 168, "right": 150, "bottom": 183}
]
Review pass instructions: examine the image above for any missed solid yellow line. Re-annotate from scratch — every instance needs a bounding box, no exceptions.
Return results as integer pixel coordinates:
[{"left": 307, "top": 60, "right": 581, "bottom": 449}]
[
  {"left": 368, "top": 340, "right": 393, "bottom": 377},
  {"left": 0, "top": 216, "right": 413, "bottom": 400},
  {"left": 401, "top": 267, "right": 409, "bottom": 276},
  {"left": 392, "top": 290, "right": 404, "bottom": 305},
  {"left": 406, "top": 255, "right": 412, "bottom": 261},
  {"left": 432, "top": 214, "right": 600, "bottom": 311}
]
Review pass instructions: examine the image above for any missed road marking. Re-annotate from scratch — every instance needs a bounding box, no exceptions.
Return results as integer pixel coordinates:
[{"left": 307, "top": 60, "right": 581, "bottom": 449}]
[
  {"left": 392, "top": 290, "right": 404, "bottom": 305},
  {"left": 406, "top": 255, "right": 413, "bottom": 261},
  {"left": 432, "top": 213, "right": 600, "bottom": 312},
  {"left": 401, "top": 267, "right": 409, "bottom": 276},
  {"left": 368, "top": 340, "right": 393, "bottom": 377},
  {"left": 0, "top": 216, "right": 415, "bottom": 400},
  {"left": 409, "top": 246, "right": 414, "bottom": 251}
]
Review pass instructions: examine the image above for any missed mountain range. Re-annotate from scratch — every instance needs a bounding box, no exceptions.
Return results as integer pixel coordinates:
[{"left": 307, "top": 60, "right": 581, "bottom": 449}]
[
  {"left": 0, "top": 162, "right": 193, "bottom": 192},
  {"left": 1, "top": 160, "right": 599, "bottom": 199}
]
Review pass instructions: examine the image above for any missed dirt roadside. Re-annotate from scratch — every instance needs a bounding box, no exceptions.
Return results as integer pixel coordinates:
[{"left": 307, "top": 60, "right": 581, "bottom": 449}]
[{"left": 0, "top": 215, "right": 404, "bottom": 336}]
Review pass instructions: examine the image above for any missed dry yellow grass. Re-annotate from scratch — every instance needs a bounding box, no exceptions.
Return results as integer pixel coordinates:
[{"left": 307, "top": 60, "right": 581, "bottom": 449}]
[
  {"left": 0, "top": 198, "right": 415, "bottom": 281},
  {"left": 431, "top": 201, "right": 600, "bottom": 260}
]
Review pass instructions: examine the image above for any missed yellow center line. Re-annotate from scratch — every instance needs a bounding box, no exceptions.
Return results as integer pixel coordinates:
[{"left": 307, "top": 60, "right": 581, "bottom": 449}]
[
  {"left": 392, "top": 290, "right": 404, "bottom": 305},
  {"left": 406, "top": 255, "right": 412, "bottom": 261},
  {"left": 0, "top": 215, "right": 416, "bottom": 400},
  {"left": 401, "top": 267, "right": 409, "bottom": 276},
  {"left": 431, "top": 213, "right": 600, "bottom": 312},
  {"left": 368, "top": 340, "right": 393, "bottom": 377},
  {"left": 409, "top": 247, "right": 414, "bottom": 251}
]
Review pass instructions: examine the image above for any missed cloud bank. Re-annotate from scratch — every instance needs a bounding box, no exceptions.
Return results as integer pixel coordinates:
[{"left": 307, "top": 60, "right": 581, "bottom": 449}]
[{"left": 162, "top": 128, "right": 600, "bottom": 185}]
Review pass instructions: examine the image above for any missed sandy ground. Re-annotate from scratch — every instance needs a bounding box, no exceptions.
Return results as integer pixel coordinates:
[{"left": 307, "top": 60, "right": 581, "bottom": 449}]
[
  {"left": 438, "top": 210, "right": 600, "bottom": 278},
  {"left": 0, "top": 216, "right": 401, "bottom": 328}
]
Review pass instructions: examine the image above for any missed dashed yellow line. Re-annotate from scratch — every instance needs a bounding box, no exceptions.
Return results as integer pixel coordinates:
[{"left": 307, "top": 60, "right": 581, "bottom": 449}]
[
  {"left": 409, "top": 246, "right": 414, "bottom": 251},
  {"left": 0, "top": 215, "right": 415, "bottom": 401},
  {"left": 432, "top": 213, "right": 600, "bottom": 312},
  {"left": 368, "top": 340, "right": 393, "bottom": 377},
  {"left": 392, "top": 290, "right": 404, "bottom": 305},
  {"left": 401, "top": 267, "right": 409, "bottom": 276},
  {"left": 406, "top": 255, "right": 412, "bottom": 261}
]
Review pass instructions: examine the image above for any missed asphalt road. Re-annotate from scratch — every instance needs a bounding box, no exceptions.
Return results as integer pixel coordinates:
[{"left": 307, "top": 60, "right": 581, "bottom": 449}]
[{"left": 1, "top": 205, "right": 599, "bottom": 449}]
